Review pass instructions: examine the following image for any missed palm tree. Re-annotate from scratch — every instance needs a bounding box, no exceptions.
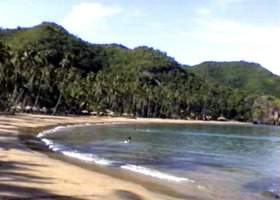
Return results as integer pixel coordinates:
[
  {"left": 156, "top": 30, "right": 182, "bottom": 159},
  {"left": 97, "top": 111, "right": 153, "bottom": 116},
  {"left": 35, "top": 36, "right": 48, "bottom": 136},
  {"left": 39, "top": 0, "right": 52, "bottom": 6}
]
[{"left": 52, "top": 53, "right": 71, "bottom": 114}]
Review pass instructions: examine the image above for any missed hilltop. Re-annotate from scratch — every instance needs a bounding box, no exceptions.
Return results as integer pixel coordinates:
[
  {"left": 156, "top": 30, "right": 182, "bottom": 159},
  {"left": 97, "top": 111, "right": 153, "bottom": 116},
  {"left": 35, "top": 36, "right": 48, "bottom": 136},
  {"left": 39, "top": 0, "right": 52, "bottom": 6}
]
[{"left": 187, "top": 61, "right": 280, "bottom": 97}]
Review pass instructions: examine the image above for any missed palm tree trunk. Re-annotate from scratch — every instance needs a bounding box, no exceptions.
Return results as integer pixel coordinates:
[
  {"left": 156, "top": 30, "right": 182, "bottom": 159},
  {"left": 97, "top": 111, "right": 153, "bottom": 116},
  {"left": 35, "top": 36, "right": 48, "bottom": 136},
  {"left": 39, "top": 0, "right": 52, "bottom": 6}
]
[
  {"left": 52, "top": 93, "right": 62, "bottom": 115},
  {"left": 33, "top": 76, "right": 42, "bottom": 108}
]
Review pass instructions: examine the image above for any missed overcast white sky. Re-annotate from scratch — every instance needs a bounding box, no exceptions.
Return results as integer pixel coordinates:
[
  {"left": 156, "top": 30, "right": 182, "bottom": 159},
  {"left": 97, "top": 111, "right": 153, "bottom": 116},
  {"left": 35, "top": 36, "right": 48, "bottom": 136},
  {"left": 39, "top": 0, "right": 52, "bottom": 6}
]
[{"left": 0, "top": 0, "right": 280, "bottom": 75}]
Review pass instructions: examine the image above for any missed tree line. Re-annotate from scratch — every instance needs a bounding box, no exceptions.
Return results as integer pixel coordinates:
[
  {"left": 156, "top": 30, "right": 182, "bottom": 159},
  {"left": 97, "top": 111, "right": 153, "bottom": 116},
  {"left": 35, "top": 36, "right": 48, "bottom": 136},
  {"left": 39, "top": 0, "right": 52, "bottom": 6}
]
[{"left": 0, "top": 22, "right": 279, "bottom": 125}]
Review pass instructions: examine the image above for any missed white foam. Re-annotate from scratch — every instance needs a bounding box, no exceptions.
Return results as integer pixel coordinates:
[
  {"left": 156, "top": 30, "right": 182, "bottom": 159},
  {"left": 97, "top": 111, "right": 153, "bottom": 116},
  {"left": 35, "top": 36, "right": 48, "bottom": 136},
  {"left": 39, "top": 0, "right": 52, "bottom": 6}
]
[
  {"left": 121, "top": 164, "right": 195, "bottom": 183},
  {"left": 37, "top": 126, "right": 66, "bottom": 138},
  {"left": 41, "top": 138, "right": 53, "bottom": 146},
  {"left": 40, "top": 137, "right": 113, "bottom": 166},
  {"left": 37, "top": 122, "right": 204, "bottom": 184},
  {"left": 61, "top": 151, "right": 113, "bottom": 166},
  {"left": 40, "top": 134, "right": 207, "bottom": 188},
  {"left": 41, "top": 138, "right": 62, "bottom": 152},
  {"left": 37, "top": 121, "right": 126, "bottom": 138},
  {"left": 37, "top": 123, "right": 94, "bottom": 138},
  {"left": 37, "top": 122, "right": 128, "bottom": 168}
]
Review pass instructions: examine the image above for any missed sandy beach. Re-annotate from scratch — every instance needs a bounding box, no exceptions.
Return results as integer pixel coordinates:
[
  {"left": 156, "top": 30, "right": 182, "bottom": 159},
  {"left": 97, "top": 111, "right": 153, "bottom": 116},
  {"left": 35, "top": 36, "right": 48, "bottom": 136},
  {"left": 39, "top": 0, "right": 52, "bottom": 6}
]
[{"left": 0, "top": 113, "right": 250, "bottom": 199}]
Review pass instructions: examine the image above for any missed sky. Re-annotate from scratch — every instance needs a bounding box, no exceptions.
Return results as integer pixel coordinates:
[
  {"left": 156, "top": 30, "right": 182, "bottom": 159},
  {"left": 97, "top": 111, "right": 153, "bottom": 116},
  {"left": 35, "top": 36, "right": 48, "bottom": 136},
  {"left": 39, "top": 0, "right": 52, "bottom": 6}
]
[{"left": 0, "top": 0, "right": 280, "bottom": 75}]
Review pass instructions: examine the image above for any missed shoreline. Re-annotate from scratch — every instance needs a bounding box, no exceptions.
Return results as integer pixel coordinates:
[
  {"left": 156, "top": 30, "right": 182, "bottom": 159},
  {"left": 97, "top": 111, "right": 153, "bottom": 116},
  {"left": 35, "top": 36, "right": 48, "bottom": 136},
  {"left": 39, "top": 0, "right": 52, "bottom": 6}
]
[
  {"left": 0, "top": 113, "right": 251, "bottom": 199},
  {"left": 20, "top": 121, "right": 190, "bottom": 199}
]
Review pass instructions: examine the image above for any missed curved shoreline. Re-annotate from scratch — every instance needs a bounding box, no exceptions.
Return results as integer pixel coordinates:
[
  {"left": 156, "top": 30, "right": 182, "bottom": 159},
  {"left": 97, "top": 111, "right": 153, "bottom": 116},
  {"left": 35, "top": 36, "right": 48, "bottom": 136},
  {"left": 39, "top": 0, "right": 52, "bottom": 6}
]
[
  {"left": 0, "top": 113, "right": 251, "bottom": 199},
  {"left": 28, "top": 121, "right": 196, "bottom": 199},
  {"left": 22, "top": 130, "right": 191, "bottom": 200}
]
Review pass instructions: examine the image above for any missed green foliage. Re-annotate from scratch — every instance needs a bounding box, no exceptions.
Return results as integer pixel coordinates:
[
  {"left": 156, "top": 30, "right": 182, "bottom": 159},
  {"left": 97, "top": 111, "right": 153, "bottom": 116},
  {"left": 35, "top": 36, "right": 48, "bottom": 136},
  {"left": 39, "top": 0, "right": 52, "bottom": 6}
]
[
  {"left": 187, "top": 61, "right": 280, "bottom": 97},
  {"left": 0, "top": 23, "right": 279, "bottom": 125},
  {"left": 186, "top": 61, "right": 280, "bottom": 124}
]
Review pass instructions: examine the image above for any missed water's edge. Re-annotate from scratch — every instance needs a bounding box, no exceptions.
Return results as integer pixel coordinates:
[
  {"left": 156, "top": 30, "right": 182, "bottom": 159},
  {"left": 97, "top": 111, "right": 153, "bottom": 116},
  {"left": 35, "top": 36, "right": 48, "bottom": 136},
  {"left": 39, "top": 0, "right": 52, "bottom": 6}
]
[
  {"left": 37, "top": 123, "right": 197, "bottom": 183},
  {"left": 18, "top": 122, "right": 194, "bottom": 200},
  {"left": 16, "top": 120, "right": 280, "bottom": 200}
]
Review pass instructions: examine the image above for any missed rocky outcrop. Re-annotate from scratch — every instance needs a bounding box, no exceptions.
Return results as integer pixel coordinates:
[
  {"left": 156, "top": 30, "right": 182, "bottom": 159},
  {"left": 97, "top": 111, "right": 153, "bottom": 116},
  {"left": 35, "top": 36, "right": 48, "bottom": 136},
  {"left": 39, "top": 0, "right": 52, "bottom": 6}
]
[{"left": 252, "top": 96, "right": 280, "bottom": 125}]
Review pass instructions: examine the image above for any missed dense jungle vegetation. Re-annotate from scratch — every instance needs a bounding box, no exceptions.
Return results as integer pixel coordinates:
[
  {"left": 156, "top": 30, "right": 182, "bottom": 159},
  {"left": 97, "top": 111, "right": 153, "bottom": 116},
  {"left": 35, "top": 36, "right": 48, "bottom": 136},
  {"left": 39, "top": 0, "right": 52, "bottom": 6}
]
[{"left": 0, "top": 22, "right": 279, "bottom": 124}]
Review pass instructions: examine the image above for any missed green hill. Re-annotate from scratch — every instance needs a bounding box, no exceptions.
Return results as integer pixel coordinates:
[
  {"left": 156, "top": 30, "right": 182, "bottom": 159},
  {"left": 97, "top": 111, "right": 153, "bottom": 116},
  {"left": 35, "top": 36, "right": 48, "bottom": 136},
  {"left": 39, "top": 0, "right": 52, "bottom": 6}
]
[
  {"left": 0, "top": 22, "right": 279, "bottom": 124},
  {"left": 0, "top": 22, "right": 209, "bottom": 119},
  {"left": 0, "top": 22, "right": 70, "bottom": 50},
  {"left": 0, "top": 22, "right": 107, "bottom": 73},
  {"left": 187, "top": 61, "right": 280, "bottom": 97}
]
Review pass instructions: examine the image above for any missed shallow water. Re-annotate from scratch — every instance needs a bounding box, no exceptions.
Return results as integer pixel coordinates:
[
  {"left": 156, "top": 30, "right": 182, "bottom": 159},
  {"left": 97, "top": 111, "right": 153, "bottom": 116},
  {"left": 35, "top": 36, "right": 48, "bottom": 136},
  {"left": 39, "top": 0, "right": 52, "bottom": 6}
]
[{"left": 39, "top": 123, "right": 280, "bottom": 200}]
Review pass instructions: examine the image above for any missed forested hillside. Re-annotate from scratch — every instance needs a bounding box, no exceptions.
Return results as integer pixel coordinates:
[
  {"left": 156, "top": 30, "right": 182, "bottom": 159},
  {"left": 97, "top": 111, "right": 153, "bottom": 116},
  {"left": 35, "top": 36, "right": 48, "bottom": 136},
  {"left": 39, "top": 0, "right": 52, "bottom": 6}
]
[
  {"left": 0, "top": 22, "right": 279, "bottom": 125},
  {"left": 187, "top": 61, "right": 280, "bottom": 97}
]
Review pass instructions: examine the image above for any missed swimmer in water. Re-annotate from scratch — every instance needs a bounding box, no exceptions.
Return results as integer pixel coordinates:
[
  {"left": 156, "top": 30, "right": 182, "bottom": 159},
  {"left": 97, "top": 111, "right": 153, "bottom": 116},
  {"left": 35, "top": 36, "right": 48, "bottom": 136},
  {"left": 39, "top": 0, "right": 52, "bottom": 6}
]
[{"left": 124, "top": 136, "right": 131, "bottom": 143}]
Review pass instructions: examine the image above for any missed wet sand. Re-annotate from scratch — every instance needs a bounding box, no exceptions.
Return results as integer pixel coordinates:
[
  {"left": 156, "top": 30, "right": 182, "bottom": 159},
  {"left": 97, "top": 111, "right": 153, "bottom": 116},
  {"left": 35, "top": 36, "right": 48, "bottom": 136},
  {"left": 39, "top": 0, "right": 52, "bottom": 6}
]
[{"left": 0, "top": 113, "right": 250, "bottom": 199}]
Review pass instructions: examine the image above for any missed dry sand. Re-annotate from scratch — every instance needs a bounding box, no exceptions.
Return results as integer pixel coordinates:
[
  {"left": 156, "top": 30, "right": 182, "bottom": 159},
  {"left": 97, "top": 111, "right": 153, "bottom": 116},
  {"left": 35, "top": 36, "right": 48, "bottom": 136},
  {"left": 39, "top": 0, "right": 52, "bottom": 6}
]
[{"left": 0, "top": 113, "right": 250, "bottom": 199}]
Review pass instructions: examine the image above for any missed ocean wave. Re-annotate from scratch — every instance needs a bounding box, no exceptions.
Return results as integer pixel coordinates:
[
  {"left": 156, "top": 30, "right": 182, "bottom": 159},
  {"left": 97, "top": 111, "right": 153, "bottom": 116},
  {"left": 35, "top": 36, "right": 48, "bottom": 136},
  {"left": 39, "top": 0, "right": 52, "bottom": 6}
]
[
  {"left": 36, "top": 121, "right": 126, "bottom": 138},
  {"left": 41, "top": 137, "right": 113, "bottom": 166},
  {"left": 40, "top": 136, "right": 207, "bottom": 188},
  {"left": 37, "top": 123, "right": 93, "bottom": 138},
  {"left": 41, "top": 135, "right": 195, "bottom": 183},
  {"left": 37, "top": 126, "right": 66, "bottom": 138},
  {"left": 121, "top": 164, "right": 195, "bottom": 183},
  {"left": 61, "top": 151, "right": 113, "bottom": 166},
  {"left": 41, "top": 138, "right": 63, "bottom": 152},
  {"left": 37, "top": 123, "right": 210, "bottom": 187}
]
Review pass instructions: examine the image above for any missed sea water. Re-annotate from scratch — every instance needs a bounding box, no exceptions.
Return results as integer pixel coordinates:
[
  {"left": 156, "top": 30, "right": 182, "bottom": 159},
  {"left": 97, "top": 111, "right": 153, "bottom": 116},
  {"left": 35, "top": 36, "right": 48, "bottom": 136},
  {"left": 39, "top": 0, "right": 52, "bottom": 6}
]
[{"left": 38, "top": 123, "right": 280, "bottom": 200}]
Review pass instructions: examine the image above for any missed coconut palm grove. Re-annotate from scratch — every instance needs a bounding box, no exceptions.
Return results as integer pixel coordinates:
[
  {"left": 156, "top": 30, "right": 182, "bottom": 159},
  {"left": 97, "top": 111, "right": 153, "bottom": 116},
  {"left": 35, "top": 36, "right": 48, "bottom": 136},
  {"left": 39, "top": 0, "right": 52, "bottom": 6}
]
[{"left": 0, "top": 22, "right": 280, "bottom": 125}]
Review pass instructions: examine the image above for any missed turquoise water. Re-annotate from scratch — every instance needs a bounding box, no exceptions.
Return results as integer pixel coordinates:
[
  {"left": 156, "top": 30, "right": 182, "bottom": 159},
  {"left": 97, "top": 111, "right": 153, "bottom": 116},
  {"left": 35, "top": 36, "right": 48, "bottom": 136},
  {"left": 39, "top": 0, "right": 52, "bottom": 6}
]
[{"left": 39, "top": 123, "right": 280, "bottom": 199}]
